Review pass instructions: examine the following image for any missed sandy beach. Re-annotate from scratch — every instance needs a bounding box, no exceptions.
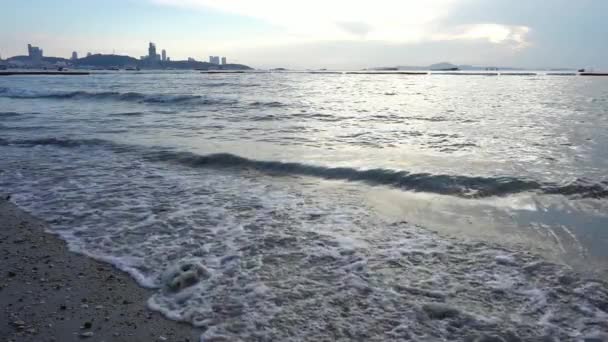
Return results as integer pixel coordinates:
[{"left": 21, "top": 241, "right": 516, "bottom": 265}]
[{"left": 0, "top": 197, "right": 200, "bottom": 342}]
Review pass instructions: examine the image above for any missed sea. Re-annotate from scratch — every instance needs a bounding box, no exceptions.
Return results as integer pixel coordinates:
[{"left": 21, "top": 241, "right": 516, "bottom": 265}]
[{"left": 1, "top": 71, "right": 607, "bottom": 341}]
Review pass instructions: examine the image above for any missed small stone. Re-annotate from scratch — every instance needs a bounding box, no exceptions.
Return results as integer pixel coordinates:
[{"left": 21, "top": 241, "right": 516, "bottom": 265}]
[
  {"left": 80, "top": 331, "right": 94, "bottom": 338},
  {"left": 12, "top": 320, "right": 26, "bottom": 327},
  {"left": 8, "top": 271, "right": 16, "bottom": 277},
  {"left": 60, "top": 305, "right": 67, "bottom": 310},
  {"left": 26, "top": 328, "right": 37, "bottom": 334},
  {"left": 495, "top": 255, "right": 518, "bottom": 266},
  {"left": 558, "top": 274, "right": 576, "bottom": 285},
  {"left": 83, "top": 322, "right": 92, "bottom": 329},
  {"left": 81, "top": 304, "right": 89, "bottom": 309},
  {"left": 158, "top": 336, "right": 168, "bottom": 341},
  {"left": 422, "top": 303, "right": 460, "bottom": 320}
]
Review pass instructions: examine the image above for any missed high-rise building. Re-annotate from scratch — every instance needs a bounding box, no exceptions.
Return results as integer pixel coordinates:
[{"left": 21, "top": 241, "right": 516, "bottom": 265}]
[
  {"left": 27, "top": 44, "right": 43, "bottom": 60},
  {"left": 87, "top": 52, "right": 92, "bottom": 57},
  {"left": 148, "top": 42, "right": 156, "bottom": 58},
  {"left": 148, "top": 42, "right": 158, "bottom": 61},
  {"left": 161, "top": 49, "right": 167, "bottom": 62},
  {"left": 221, "top": 57, "right": 227, "bottom": 65},
  {"left": 209, "top": 56, "right": 220, "bottom": 64},
  {"left": 71, "top": 51, "right": 78, "bottom": 60}
]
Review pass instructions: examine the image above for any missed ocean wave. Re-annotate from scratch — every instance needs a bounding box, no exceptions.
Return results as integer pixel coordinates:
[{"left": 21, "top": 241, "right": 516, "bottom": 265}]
[
  {"left": 201, "top": 82, "right": 261, "bottom": 88},
  {"left": 0, "top": 137, "right": 111, "bottom": 148},
  {"left": 249, "top": 101, "right": 287, "bottom": 108},
  {"left": 0, "top": 111, "right": 21, "bottom": 117},
  {"left": 5, "top": 142, "right": 607, "bottom": 341},
  {"left": 0, "top": 87, "right": 235, "bottom": 106},
  {"left": 108, "top": 111, "right": 145, "bottom": 117},
  {"left": 2, "top": 136, "right": 607, "bottom": 199}
]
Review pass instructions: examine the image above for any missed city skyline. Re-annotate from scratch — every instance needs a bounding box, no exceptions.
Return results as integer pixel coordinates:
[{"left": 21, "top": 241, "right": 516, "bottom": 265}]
[
  {"left": 5, "top": 41, "right": 230, "bottom": 66},
  {"left": 1, "top": 0, "right": 607, "bottom": 69}
]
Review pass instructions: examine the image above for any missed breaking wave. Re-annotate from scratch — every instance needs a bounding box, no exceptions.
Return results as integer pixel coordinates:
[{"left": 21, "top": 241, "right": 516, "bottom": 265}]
[
  {"left": 0, "top": 111, "right": 21, "bottom": 117},
  {"left": 2, "top": 136, "right": 607, "bottom": 200},
  {"left": 249, "top": 101, "right": 287, "bottom": 108}
]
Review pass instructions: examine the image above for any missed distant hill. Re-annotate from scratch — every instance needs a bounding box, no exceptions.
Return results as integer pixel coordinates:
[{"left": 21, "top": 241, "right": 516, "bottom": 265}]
[
  {"left": 43, "top": 57, "right": 71, "bottom": 64},
  {"left": 7, "top": 55, "right": 70, "bottom": 64},
  {"left": 7, "top": 55, "right": 33, "bottom": 62},
  {"left": 76, "top": 54, "right": 139, "bottom": 67},
  {"left": 429, "top": 62, "right": 459, "bottom": 71},
  {"left": 159, "top": 60, "right": 252, "bottom": 70},
  {"left": 215, "top": 63, "right": 252, "bottom": 71}
]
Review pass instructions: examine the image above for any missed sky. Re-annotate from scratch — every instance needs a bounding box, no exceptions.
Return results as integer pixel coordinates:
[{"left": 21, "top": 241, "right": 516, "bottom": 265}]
[{"left": 1, "top": 0, "right": 607, "bottom": 69}]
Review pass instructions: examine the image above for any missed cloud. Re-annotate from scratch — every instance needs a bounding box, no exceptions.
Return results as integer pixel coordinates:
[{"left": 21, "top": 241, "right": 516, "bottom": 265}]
[
  {"left": 151, "top": 0, "right": 532, "bottom": 52},
  {"left": 151, "top": 2, "right": 429, "bottom": 38},
  {"left": 336, "top": 21, "right": 373, "bottom": 38},
  {"left": 432, "top": 24, "right": 531, "bottom": 48}
]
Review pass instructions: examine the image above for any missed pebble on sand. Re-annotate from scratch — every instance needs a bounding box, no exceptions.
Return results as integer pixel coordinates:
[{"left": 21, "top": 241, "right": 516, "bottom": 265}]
[
  {"left": 422, "top": 303, "right": 460, "bottom": 320},
  {"left": 80, "top": 331, "right": 94, "bottom": 338}
]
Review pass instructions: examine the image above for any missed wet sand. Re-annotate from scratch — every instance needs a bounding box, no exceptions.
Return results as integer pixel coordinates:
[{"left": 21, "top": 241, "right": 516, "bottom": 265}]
[{"left": 0, "top": 197, "right": 200, "bottom": 342}]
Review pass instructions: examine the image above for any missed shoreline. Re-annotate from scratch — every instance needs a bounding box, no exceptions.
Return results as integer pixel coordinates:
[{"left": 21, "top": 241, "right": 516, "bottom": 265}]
[{"left": 0, "top": 197, "right": 200, "bottom": 342}]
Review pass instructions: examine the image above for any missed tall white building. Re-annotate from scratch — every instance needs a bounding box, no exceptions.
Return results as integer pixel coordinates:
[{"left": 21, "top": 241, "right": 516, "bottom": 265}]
[
  {"left": 148, "top": 42, "right": 160, "bottom": 61},
  {"left": 221, "top": 57, "right": 227, "bottom": 65},
  {"left": 209, "top": 56, "right": 220, "bottom": 64},
  {"left": 71, "top": 51, "right": 78, "bottom": 60},
  {"left": 27, "top": 44, "right": 43, "bottom": 60},
  {"left": 161, "top": 49, "right": 167, "bottom": 62}
]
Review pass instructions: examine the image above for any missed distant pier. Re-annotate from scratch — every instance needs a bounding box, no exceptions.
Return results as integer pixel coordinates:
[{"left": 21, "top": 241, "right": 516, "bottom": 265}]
[
  {"left": 200, "top": 70, "right": 608, "bottom": 77},
  {"left": 200, "top": 70, "right": 247, "bottom": 74},
  {"left": 579, "top": 72, "right": 608, "bottom": 76},
  {"left": 546, "top": 73, "right": 577, "bottom": 76},
  {"left": 344, "top": 71, "right": 428, "bottom": 75},
  {"left": 432, "top": 72, "right": 498, "bottom": 76},
  {"left": 0, "top": 71, "right": 90, "bottom": 76},
  {"left": 499, "top": 72, "right": 537, "bottom": 76},
  {"left": 3, "top": 70, "right": 606, "bottom": 77}
]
